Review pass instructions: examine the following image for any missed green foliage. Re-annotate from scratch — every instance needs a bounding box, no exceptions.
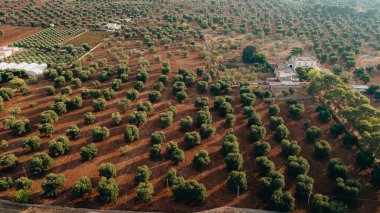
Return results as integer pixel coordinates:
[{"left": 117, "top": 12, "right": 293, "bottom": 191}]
[
  {"left": 21, "top": 136, "right": 41, "bottom": 151},
  {"left": 92, "top": 126, "right": 110, "bottom": 142},
  {"left": 269, "top": 190, "right": 295, "bottom": 212},
  {"left": 66, "top": 125, "right": 81, "bottom": 139},
  {"left": 124, "top": 125, "right": 140, "bottom": 142},
  {"left": 356, "top": 150, "right": 374, "bottom": 169},
  {"left": 192, "top": 150, "right": 211, "bottom": 170},
  {"left": 48, "top": 136, "right": 70, "bottom": 157},
  {"left": 328, "top": 158, "right": 349, "bottom": 180},
  {"left": 159, "top": 111, "right": 174, "bottom": 128},
  {"left": 72, "top": 177, "right": 92, "bottom": 198},
  {"left": 256, "top": 156, "right": 275, "bottom": 176},
  {"left": 280, "top": 139, "right": 301, "bottom": 157},
  {"left": 306, "top": 126, "right": 322, "bottom": 142},
  {"left": 149, "top": 144, "right": 162, "bottom": 160},
  {"left": 38, "top": 123, "right": 55, "bottom": 137},
  {"left": 275, "top": 124, "right": 289, "bottom": 142},
  {"left": 227, "top": 171, "right": 247, "bottom": 192},
  {"left": 28, "top": 152, "right": 53, "bottom": 175},
  {"left": 99, "top": 163, "right": 117, "bottom": 179},
  {"left": 287, "top": 155, "right": 310, "bottom": 176},
  {"left": 225, "top": 153, "right": 243, "bottom": 171},
  {"left": 137, "top": 182, "right": 154, "bottom": 202},
  {"left": 253, "top": 141, "right": 271, "bottom": 156},
  {"left": 180, "top": 116, "right": 193, "bottom": 132},
  {"left": 269, "top": 116, "right": 284, "bottom": 129},
  {"left": 151, "top": 131, "right": 165, "bottom": 144},
  {"left": 13, "top": 190, "right": 31, "bottom": 203},
  {"left": 111, "top": 112, "right": 122, "bottom": 125},
  {"left": 288, "top": 103, "right": 305, "bottom": 119},
  {"left": 334, "top": 178, "right": 361, "bottom": 205},
  {"left": 249, "top": 125, "right": 266, "bottom": 142},
  {"left": 0, "top": 177, "right": 14, "bottom": 191},
  {"left": 199, "top": 124, "right": 216, "bottom": 139},
  {"left": 269, "top": 105, "right": 280, "bottom": 116},
  {"left": 92, "top": 98, "right": 107, "bottom": 111},
  {"left": 97, "top": 177, "right": 119, "bottom": 203},
  {"left": 84, "top": 112, "right": 96, "bottom": 124},
  {"left": 40, "top": 110, "right": 59, "bottom": 124},
  {"left": 128, "top": 110, "right": 148, "bottom": 126},
  {"left": 135, "top": 165, "right": 152, "bottom": 183},
  {"left": 0, "top": 153, "right": 19, "bottom": 168},
  {"left": 42, "top": 173, "right": 66, "bottom": 197},
  {"left": 259, "top": 171, "right": 285, "bottom": 198},
  {"left": 314, "top": 140, "right": 331, "bottom": 159},
  {"left": 222, "top": 133, "right": 239, "bottom": 156},
  {"left": 295, "top": 174, "right": 314, "bottom": 201},
  {"left": 171, "top": 179, "right": 207, "bottom": 204},
  {"left": 80, "top": 143, "right": 98, "bottom": 161}
]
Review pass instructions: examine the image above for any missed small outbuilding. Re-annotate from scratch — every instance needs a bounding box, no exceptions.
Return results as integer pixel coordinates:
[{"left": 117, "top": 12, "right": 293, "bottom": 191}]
[{"left": 350, "top": 85, "right": 369, "bottom": 93}]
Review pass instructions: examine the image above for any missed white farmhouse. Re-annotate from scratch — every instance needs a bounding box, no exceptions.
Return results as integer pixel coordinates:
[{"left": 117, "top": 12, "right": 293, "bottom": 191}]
[
  {"left": 274, "top": 63, "right": 300, "bottom": 85},
  {"left": 289, "top": 55, "right": 317, "bottom": 69},
  {"left": 102, "top": 23, "right": 121, "bottom": 31},
  {"left": 350, "top": 85, "right": 369, "bottom": 93}
]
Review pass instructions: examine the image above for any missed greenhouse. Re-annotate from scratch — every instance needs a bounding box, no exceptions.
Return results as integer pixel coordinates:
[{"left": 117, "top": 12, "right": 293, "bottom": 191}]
[{"left": 0, "top": 62, "right": 47, "bottom": 76}]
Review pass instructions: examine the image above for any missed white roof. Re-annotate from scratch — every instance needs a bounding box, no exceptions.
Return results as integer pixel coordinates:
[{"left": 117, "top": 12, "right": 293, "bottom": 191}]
[
  {"left": 351, "top": 85, "right": 369, "bottom": 89},
  {"left": 0, "top": 62, "right": 48, "bottom": 75}
]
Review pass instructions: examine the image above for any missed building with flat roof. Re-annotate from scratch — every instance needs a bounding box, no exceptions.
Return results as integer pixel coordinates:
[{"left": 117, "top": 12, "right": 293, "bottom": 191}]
[{"left": 350, "top": 85, "right": 369, "bottom": 92}]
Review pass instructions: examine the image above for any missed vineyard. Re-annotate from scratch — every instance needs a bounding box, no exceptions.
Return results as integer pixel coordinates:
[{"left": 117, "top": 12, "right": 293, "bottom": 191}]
[
  {"left": 63, "top": 31, "right": 111, "bottom": 47},
  {"left": 1, "top": 49, "right": 78, "bottom": 64},
  {"left": 12, "top": 29, "right": 85, "bottom": 49}
]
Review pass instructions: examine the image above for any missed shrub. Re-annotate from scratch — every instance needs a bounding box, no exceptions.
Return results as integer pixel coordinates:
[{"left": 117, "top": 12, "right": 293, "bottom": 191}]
[
  {"left": 371, "top": 166, "right": 380, "bottom": 187},
  {"left": 48, "top": 136, "right": 70, "bottom": 157},
  {"left": 97, "top": 177, "right": 119, "bottom": 203},
  {"left": 42, "top": 173, "right": 66, "bottom": 197},
  {"left": 134, "top": 81, "right": 144, "bottom": 91},
  {"left": 111, "top": 79, "right": 122, "bottom": 90},
  {"left": 311, "top": 194, "right": 330, "bottom": 213},
  {"left": 149, "top": 144, "right": 162, "bottom": 160},
  {"left": 40, "top": 110, "right": 59, "bottom": 124},
  {"left": 14, "top": 177, "right": 32, "bottom": 190},
  {"left": 72, "top": 177, "right": 92, "bottom": 198},
  {"left": 227, "top": 171, "right": 247, "bottom": 192},
  {"left": 65, "top": 125, "right": 81, "bottom": 139},
  {"left": 329, "top": 123, "right": 346, "bottom": 137},
  {"left": 38, "top": 123, "right": 55, "bottom": 137},
  {"left": 249, "top": 125, "right": 266, "bottom": 142},
  {"left": 334, "top": 178, "right": 361, "bottom": 205},
  {"left": 0, "top": 177, "right": 14, "bottom": 191},
  {"left": 343, "top": 134, "right": 358, "bottom": 147},
  {"left": 253, "top": 141, "right": 271, "bottom": 156},
  {"left": 137, "top": 101, "right": 154, "bottom": 113},
  {"left": 328, "top": 158, "right": 349, "bottom": 180},
  {"left": 80, "top": 143, "right": 98, "bottom": 161},
  {"left": 196, "top": 109, "right": 212, "bottom": 126},
  {"left": 45, "top": 86, "right": 55, "bottom": 95},
  {"left": 306, "top": 126, "right": 322, "bottom": 142},
  {"left": 240, "top": 93, "right": 256, "bottom": 106},
  {"left": 287, "top": 155, "right": 310, "bottom": 176},
  {"left": 268, "top": 105, "right": 280, "bottom": 116},
  {"left": 269, "top": 116, "right": 284, "bottom": 129},
  {"left": 92, "top": 98, "right": 107, "bottom": 111},
  {"left": 54, "top": 76, "right": 66, "bottom": 87},
  {"left": 28, "top": 153, "right": 53, "bottom": 175},
  {"left": 287, "top": 103, "right": 303, "bottom": 119},
  {"left": 247, "top": 113, "right": 262, "bottom": 126},
  {"left": 256, "top": 156, "right": 275, "bottom": 175},
  {"left": 50, "top": 101, "right": 67, "bottom": 115},
  {"left": 225, "top": 153, "right": 243, "bottom": 171},
  {"left": 135, "top": 165, "right": 151, "bottom": 183},
  {"left": 225, "top": 114, "right": 236, "bottom": 127},
  {"left": 13, "top": 190, "right": 31, "bottom": 203},
  {"left": 117, "top": 98, "right": 131, "bottom": 113},
  {"left": 280, "top": 139, "right": 301, "bottom": 156},
  {"left": 192, "top": 150, "right": 211, "bottom": 170},
  {"left": 269, "top": 190, "right": 295, "bottom": 212},
  {"left": 124, "top": 125, "right": 140, "bottom": 142},
  {"left": 180, "top": 116, "right": 193, "bottom": 132},
  {"left": 171, "top": 148, "right": 185, "bottom": 165},
  {"left": 0, "top": 140, "right": 8, "bottom": 150},
  {"left": 314, "top": 140, "right": 331, "bottom": 159},
  {"left": 274, "top": 124, "right": 289, "bottom": 142},
  {"left": 84, "top": 112, "right": 96, "bottom": 124},
  {"left": 21, "top": 136, "right": 41, "bottom": 151},
  {"left": 222, "top": 133, "right": 239, "bottom": 156},
  {"left": 184, "top": 131, "right": 201, "bottom": 148},
  {"left": 151, "top": 131, "right": 165, "bottom": 144},
  {"left": 60, "top": 86, "right": 72, "bottom": 95},
  {"left": 99, "top": 163, "right": 117, "bottom": 179},
  {"left": 176, "top": 91, "right": 188, "bottom": 101},
  {"left": 159, "top": 112, "right": 174, "bottom": 128},
  {"left": 196, "top": 81, "right": 208, "bottom": 93},
  {"left": 126, "top": 89, "right": 139, "bottom": 100},
  {"left": 148, "top": 91, "right": 161, "bottom": 102},
  {"left": 258, "top": 171, "right": 285, "bottom": 198},
  {"left": 0, "top": 87, "right": 15, "bottom": 101},
  {"left": 295, "top": 174, "right": 314, "bottom": 201},
  {"left": 166, "top": 141, "right": 179, "bottom": 156},
  {"left": 111, "top": 112, "right": 122, "bottom": 125},
  {"left": 137, "top": 182, "right": 154, "bottom": 202},
  {"left": 92, "top": 126, "right": 110, "bottom": 142},
  {"left": 171, "top": 179, "right": 207, "bottom": 204},
  {"left": 199, "top": 124, "right": 216, "bottom": 139},
  {"left": 356, "top": 150, "right": 374, "bottom": 169},
  {"left": 128, "top": 111, "right": 148, "bottom": 126},
  {"left": 0, "top": 153, "right": 18, "bottom": 168}
]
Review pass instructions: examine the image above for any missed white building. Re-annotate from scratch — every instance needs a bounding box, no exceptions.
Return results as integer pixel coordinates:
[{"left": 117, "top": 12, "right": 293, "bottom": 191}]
[
  {"left": 0, "top": 46, "right": 20, "bottom": 60},
  {"left": 350, "top": 85, "right": 369, "bottom": 92},
  {"left": 273, "top": 63, "right": 300, "bottom": 85},
  {"left": 102, "top": 23, "right": 121, "bottom": 31},
  {"left": 0, "top": 62, "right": 47, "bottom": 76},
  {"left": 289, "top": 55, "right": 317, "bottom": 69}
]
